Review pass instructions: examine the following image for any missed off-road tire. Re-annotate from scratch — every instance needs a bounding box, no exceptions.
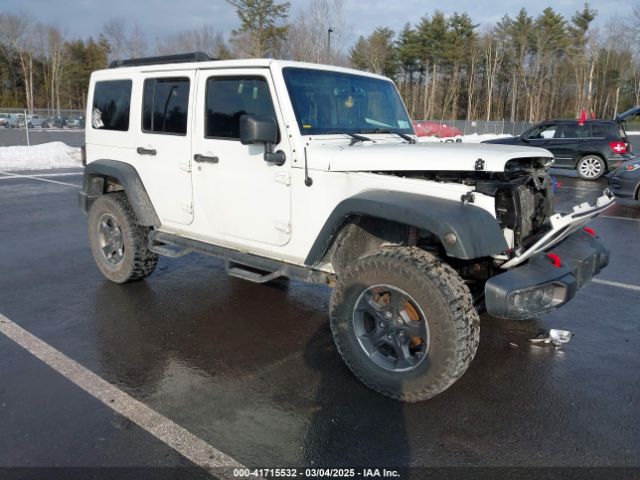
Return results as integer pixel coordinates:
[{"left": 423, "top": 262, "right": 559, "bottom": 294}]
[
  {"left": 330, "top": 247, "right": 480, "bottom": 402},
  {"left": 88, "top": 192, "right": 159, "bottom": 283},
  {"left": 576, "top": 155, "right": 606, "bottom": 180}
]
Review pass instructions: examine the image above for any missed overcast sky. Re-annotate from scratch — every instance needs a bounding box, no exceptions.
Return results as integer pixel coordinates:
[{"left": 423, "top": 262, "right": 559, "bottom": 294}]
[{"left": 1, "top": 0, "right": 635, "bottom": 49}]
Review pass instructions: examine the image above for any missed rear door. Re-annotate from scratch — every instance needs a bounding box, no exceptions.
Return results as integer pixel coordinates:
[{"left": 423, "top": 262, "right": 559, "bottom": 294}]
[
  {"left": 135, "top": 71, "right": 195, "bottom": 226},
  {"left": 549, "top": 122, "right": 588, "bottom": 167}
]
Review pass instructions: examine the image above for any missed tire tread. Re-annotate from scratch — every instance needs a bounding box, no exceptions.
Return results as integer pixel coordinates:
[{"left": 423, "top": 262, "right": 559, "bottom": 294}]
[{"left": 330, "top": 247, "right": 480, "bottom": 402}]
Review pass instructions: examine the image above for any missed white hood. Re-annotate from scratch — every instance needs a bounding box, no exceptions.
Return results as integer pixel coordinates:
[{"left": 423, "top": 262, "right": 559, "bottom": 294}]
[{"left": 305, "top": 141, "right": 552, "bottom": 173}]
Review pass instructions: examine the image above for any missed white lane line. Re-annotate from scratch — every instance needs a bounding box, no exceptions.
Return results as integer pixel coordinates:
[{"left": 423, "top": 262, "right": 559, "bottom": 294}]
[
  {"left": 0, "top": 170, "right": 80, "bottom": 188},
  {"left": 0, "top": 313, "right": 247, "bottom": 478},
  {"left": 0, "top": 171, "right": 82, "bottom": 179},
  {"left": 600, "top": 215, "right": 640, "bottom": 223},
  {"left": 592, "top": 278, "right": 640, "bottom": 292}
]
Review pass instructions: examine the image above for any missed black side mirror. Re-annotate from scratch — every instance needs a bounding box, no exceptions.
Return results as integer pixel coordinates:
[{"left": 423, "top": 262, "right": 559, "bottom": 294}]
[{"left": 239, "top": 114, "right": 285, "bottom": 166}]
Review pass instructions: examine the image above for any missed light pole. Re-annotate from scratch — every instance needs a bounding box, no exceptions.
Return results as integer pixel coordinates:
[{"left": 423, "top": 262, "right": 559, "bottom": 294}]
[{"left": 327, "top": 27, "right": 334, "bottom": 64}]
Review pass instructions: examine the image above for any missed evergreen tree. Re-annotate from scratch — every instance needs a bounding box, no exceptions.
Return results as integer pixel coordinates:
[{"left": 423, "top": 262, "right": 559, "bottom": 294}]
[{"left": 226, "top": 0, "right": 291, "bottom": 58}]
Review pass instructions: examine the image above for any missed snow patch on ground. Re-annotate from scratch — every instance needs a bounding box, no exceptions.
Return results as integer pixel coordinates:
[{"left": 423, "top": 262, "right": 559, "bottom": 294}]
[
  {"left": 0, "top": 142, "right": 82, "bottom": 171},
  {"left": 417, "top": 133, "right": 514, "bottom": 143}
]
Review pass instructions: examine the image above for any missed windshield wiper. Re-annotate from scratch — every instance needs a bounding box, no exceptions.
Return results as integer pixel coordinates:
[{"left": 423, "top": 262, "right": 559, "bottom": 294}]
[
  {"left": 325, "top": 131, "right": 373, "bottom": 146},
  {"left": 320, "top": 130, "right": 375, "bottom": 146},
  {"left": 362, "top": 128, "right": 416, "bottom": 144},
  {"left": 344, "top": 133, "right": 372, "bottom": 146}
]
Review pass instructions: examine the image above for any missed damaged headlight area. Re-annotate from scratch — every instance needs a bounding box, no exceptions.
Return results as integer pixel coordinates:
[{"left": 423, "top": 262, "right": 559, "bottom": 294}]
[
  {"left": 507, "top": 282, "right": 568, "bottom": 316},
  {"left": 485, "top": 228, "right": 608, "bottom": 320}
]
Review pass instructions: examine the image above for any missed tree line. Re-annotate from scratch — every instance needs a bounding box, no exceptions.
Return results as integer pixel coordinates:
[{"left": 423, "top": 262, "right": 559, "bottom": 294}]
[
  {"left": 351, "top": 4, "right": 640, "bottom": 122},
  {"left": 1, "top": 1, "right": 639, "bottom": 122}
]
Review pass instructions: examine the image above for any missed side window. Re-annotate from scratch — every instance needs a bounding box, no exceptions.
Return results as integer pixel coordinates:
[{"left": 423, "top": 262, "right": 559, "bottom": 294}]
[
  {"left": 92, "top": 80, "right": 132, "bottom": 131},
  {"left": 205, "top": 77, "right": 277, "bottom": 139},
  {"left": 142, "top": 77, "right": 190, "bottom": 135},
  {"left": 527, "top": 124, "right": 556, "bottom": 139},
  {"left": 556, "top": 123, "right": 589, "bottom": 138},
  {"left": 590, "top": 123, "right": 615, "bottom": 138}
]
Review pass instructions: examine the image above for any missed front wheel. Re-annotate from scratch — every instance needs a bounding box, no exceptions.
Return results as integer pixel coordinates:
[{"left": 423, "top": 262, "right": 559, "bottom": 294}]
[
  {"left": 330, "top": 247, "right": 480, "bottom": 402},
  {"left": 87, "top": 193, "right": 159, "bottom": 283},
  {"left": 577, "top": 155, "right": 606, "bottom": 180}
]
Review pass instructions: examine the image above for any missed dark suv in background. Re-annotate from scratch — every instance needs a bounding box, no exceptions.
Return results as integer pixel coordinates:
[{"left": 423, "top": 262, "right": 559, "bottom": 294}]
[{"left": 483, "top": 112, "right": 638, "bottom": 180}]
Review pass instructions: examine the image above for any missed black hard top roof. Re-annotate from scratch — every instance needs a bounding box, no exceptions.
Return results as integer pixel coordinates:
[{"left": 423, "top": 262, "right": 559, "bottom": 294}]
[{"left": 108, "top": 52, "right": 214, "bottom": 69}]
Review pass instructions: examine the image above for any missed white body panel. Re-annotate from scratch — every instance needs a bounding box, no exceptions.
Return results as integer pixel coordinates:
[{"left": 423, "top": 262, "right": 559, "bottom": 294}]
[
  {"left": 85, "top": 59, "right": 555, "bottom": 270},
  {"left": 189, "top": 68, "right": 292, "bottom": 247},
  {"left": 304, "top": 140, "right": 551, "bottom": 173}
]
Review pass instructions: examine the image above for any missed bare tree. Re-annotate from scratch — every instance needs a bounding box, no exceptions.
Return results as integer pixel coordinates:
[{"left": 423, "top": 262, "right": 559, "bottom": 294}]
[
  {"left": 155, "top": 26, "right": 231, "bottom": 59},
  {"left": 0, "top": 12, "right": 36, "bottom": 111},
  {"left": 128, "top": 23, "right": 148, "bottom": 58},
  {"left": 41, "top": 25, "right": 65, "bottom": 113},
  {"left": 283, "top": 0, "right": 349, "bottom": 64},
  {"left": 102, "top": 18, "right": 127, "bottom": 61},
  {"left": 483, "top": 30, "right": 504, "bottom": 121},
  {"left": 102, "top": 18, "right": 148, "bottom": 60}
]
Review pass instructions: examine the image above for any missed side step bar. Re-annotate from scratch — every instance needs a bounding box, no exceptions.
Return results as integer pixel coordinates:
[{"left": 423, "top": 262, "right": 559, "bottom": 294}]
[
  {"left": 225, "top": 260, "right": 286, "bottom": 283},
  {"left": 148, "top": 231, "right": 328, "bottom": 285}
]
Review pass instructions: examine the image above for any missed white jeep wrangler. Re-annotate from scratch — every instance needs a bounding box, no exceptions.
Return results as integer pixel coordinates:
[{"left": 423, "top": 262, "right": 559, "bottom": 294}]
[{"left": 79, "top": 53, "right": 613, "bottom": 401}]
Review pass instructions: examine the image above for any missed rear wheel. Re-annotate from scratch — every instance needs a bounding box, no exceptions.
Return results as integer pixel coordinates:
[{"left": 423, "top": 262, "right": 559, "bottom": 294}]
[
  {"left": 330, "top": 247, "right": 480, "bottom": 402},
  {"left": 577, "top": 155, "right": 605, "bottom": 180},
  {"left": 88, "top": 193, "right": 158, "bottom": 283}
]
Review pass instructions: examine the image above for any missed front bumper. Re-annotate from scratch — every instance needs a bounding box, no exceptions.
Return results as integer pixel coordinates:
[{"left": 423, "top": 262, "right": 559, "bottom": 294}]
[{"left": 485, "top": 229, "right": 609, "bottom": 319}]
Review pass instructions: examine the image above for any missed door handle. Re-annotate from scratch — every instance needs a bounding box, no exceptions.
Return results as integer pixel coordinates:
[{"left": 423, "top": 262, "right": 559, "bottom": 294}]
[
  {"left": 137, "top": 147, "right": 156, "bottom": 156},
  {"left": 194, "top": 154, "right": 219, "bottom": 164}
]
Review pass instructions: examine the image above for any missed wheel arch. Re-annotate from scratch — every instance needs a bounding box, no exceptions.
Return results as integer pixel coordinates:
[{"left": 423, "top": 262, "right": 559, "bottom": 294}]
[
  {"left": 79, "top": 159, "right": 160, "bottom": 227},
  {"left": 305, "top": 190, "right": 508, "bottom": 270}
]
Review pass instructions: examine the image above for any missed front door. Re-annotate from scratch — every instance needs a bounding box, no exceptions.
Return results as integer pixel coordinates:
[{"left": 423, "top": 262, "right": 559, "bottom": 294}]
[{"left": 191, "top": 69, "right": 292, "bottom": 247}]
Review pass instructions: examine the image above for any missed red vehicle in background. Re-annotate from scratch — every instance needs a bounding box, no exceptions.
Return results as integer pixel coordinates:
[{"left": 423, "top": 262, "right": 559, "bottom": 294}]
[{"left": 412, "top": 120, "right": 462, "bottom": 138}]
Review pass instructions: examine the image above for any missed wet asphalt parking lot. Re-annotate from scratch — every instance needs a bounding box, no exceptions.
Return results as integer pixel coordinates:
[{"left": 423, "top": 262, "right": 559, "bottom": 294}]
[{"left": 0, "top": 132, "right": 639, "bottom": 479}]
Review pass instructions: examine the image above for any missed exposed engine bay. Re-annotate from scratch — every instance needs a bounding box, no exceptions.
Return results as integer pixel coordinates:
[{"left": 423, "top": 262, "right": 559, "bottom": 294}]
[{"left": 390, "top": 158, "right": 554, "bottom": 253}]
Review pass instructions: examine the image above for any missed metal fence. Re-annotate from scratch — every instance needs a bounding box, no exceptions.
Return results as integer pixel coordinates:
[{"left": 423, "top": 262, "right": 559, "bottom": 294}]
[
  {"left": 416, "top": 119, "right": 533, "bottom": 136},
  {"left": 0, "top": 108, "right": 85, "bottom": 146},
  {"left": 417, "top": 118, "right": 640, "bottom": 135}
]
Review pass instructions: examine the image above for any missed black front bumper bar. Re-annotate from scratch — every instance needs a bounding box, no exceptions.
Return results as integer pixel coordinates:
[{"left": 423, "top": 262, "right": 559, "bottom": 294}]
[{"left": 485, "top": 229, "right": 609, "bottom": 320}]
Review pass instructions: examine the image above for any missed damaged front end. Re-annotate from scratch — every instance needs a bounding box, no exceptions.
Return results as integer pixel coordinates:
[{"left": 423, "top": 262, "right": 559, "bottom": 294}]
[
  {"left": 418, "top": 156, "right": 614, "bottom": 319},
  {"left": 479, "top": 159, "right": 614, "bottom": 319}
]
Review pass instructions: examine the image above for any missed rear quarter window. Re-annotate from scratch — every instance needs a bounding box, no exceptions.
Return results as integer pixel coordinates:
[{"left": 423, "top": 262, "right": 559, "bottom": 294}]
[
  {"left": 92, "top": 80, "right": 132, "bottom": 131},
  {"left": 590, "top": 123, "right": 617, "bottom": 138}
]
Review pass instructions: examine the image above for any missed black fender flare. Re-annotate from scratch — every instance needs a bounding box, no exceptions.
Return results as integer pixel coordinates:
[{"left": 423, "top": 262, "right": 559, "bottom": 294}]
[
  {"left": 304, "top": 190, "right": 508, "bottom": 265},
  {"left": 79, "top": 159, "right": 160, "bottom": 227}
]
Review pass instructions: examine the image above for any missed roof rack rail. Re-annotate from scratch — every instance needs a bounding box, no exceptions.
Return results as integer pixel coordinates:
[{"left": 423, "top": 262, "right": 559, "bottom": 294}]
[{"left": 108, "top": 52, "right": 214, "bottom": 69}]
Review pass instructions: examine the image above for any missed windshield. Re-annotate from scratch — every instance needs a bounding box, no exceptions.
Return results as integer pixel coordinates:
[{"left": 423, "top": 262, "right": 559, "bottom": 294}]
[{"left": 282, "top": 67, "right": 413, "bottom": 136}]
